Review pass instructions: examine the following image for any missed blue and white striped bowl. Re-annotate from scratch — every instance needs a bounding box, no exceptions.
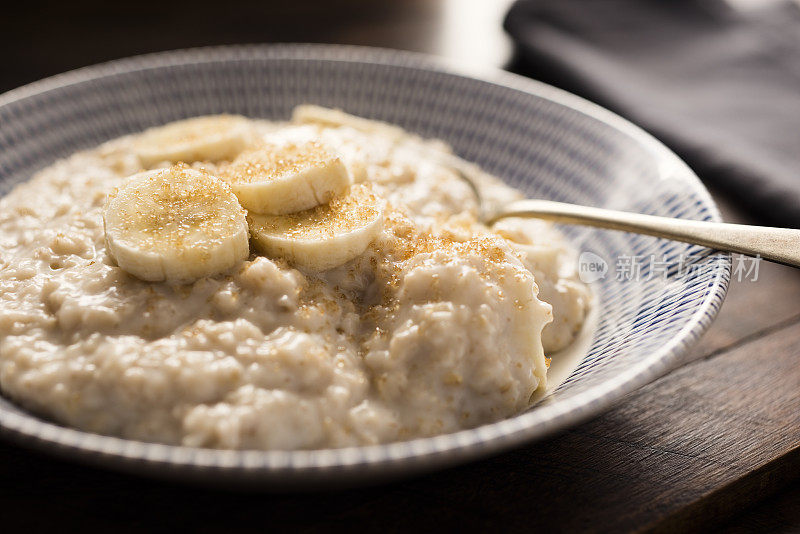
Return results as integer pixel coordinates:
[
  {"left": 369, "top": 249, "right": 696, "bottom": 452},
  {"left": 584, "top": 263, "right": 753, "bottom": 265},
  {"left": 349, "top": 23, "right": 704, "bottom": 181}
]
[{"left": 0, "top": 45, "right": 729, "bottom": 488}]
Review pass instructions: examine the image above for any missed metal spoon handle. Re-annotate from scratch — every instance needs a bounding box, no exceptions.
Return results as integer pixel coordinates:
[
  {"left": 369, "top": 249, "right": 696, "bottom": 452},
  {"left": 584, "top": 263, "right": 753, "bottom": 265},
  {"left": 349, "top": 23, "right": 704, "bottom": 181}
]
[{"left": 492, "top": 199, "right": 800, "bottom": 268}]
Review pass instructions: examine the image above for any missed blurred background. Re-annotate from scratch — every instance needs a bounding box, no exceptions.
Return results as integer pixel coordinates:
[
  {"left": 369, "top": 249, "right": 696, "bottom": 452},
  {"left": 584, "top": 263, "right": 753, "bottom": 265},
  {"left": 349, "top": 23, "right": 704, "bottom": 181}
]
[{"left": 1, "top": 0, "right": 516, "bottom": 94}]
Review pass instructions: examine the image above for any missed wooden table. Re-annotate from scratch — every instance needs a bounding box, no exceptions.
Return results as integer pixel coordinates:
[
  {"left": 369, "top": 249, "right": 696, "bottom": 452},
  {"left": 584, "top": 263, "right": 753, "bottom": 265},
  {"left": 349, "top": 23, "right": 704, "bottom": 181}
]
[{"left": 2, "top": 1, "right": 798, "bottom": 531}]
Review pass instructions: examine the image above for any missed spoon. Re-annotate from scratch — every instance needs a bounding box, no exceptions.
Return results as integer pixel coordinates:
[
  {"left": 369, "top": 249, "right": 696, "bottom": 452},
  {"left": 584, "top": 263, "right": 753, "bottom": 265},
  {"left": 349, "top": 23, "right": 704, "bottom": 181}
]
[{"left": 446, "top": 161, "right": 800, "bottom": 268}]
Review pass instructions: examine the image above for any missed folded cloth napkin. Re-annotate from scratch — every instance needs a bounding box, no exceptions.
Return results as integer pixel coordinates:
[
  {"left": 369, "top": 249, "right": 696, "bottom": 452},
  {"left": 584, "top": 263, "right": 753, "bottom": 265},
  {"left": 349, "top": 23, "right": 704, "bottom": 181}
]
[{"left": 504, "top": 0, "right": 800, "bottom": 227}]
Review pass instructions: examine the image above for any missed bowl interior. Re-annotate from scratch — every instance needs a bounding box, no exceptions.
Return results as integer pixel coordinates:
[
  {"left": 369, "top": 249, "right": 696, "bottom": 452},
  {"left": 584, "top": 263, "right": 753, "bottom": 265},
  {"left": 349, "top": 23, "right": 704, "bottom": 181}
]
[{"left": 0, "top": 45, "right": 729, "bottom": 483}]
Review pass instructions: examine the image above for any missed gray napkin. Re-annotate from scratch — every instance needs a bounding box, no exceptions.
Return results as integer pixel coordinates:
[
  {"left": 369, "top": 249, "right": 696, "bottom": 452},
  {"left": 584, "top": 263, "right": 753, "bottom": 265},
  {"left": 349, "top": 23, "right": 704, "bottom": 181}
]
[{"left": 504, "top": 0, "right": 800, "bottom": 226}]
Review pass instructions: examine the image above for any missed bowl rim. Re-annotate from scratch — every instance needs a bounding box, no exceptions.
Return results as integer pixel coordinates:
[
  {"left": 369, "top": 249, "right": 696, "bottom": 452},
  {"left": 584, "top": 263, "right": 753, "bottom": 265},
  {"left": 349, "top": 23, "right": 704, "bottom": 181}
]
[{"left": 0, "top": 43, "right": 730, "bottom": 484}]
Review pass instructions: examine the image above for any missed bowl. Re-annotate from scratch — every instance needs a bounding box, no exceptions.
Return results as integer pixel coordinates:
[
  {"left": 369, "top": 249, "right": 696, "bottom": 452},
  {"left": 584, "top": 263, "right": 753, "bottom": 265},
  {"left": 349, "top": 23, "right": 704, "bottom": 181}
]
[{"left": 0, "top": 44, "right": 730, "bottom": 489}]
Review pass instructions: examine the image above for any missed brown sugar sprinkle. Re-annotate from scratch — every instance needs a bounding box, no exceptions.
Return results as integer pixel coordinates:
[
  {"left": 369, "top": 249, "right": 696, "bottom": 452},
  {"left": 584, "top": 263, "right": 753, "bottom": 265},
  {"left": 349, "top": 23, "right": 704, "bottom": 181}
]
[
  {"left": 248, "top": 184, "right": 382, "bottom": 239},
  {"left": 391, "top": 224, "right": 510, "bottom": 266},
  {"left": 113, "top": 164, "right": 243, "bottom": 249},
  {"left": 289, "top": 205, "right": 531, "bottom": 346},
  {"left": 362, "top": 207, "right": 530, "bottom": 314},
  {"left": 222, "top": 140, "right": 337, "bottom": 185}
]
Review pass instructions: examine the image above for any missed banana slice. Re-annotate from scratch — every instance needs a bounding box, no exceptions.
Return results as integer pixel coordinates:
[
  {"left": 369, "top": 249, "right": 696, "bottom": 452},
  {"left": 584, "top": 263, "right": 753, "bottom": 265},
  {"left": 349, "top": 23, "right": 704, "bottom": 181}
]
[
  {"left": 292, "top": 105, "right": 405, "bottom": 140},
  {"left": 103, "top": 165, "right": 249, "bottom": 283},
  {"left": 248, "top": 184, "right": 384, "bottom": 271},
  {"left": 266, "top": 123, "right": 371, "bottom": 184},
  {"left": 134, "top": 115, "right": 251, "bottom": 167},
  {"left": 222, "top": 140, "right": 351, "bottom": 215}
]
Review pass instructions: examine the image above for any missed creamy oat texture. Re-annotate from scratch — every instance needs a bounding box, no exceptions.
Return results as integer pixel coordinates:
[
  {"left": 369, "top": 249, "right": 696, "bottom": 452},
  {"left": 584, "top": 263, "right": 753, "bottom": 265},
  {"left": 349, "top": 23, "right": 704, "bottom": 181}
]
[{"left": 0, "top": 110, "right": 590, "bottom": 449}]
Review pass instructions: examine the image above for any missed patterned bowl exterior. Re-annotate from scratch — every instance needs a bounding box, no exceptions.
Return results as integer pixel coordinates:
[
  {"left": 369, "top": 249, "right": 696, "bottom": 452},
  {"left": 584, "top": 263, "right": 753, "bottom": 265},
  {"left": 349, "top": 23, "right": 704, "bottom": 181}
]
[{"left": 0, "top": 45, "right": 729, "bottom": 488}]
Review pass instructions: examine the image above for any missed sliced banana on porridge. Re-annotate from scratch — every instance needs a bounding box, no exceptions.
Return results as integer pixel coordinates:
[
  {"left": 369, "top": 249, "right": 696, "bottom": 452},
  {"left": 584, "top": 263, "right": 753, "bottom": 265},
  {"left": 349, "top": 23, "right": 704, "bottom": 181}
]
[
  {"left": 103, "top": 165, "right": 249, "bottom": 282},
  {"left": 292, "top": 105, "right": 405, "bottom": 140},
  {"left": 134, "top": 115, "right": 251, "bottom": 167},
  {"left": 0, "top": 108, "right": 592, "bottom": 451},
  {"left": 222, "top": 140, "right": 351, "bottom": 215},
  {"left": 248, "top": 184, "right": 384, "bottom": 271}
]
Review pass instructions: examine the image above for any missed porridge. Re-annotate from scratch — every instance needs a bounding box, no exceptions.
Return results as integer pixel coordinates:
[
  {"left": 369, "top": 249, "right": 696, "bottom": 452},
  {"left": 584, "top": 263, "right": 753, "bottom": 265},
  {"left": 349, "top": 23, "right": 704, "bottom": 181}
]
[{"left": 0, "top": 106, "right": 590, "bottom": 449}]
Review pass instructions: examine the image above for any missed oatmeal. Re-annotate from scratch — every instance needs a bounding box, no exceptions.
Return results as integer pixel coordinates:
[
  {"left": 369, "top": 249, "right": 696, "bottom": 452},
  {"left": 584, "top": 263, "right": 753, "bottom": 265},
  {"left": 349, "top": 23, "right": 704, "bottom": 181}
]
[{"left": 0, "top": 107, "right": 590, "bottom": 449}]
